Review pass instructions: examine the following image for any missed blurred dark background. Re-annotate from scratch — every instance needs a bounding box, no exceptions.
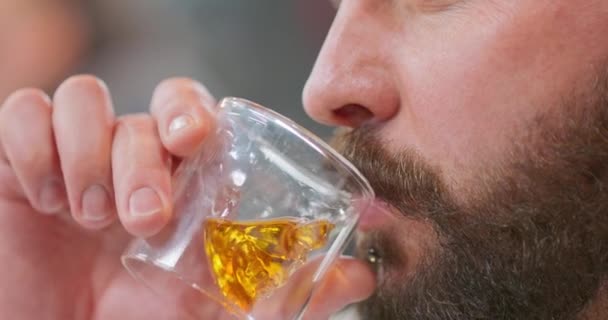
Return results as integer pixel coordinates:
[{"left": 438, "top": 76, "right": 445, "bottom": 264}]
[{"left": 0, "top": 0, "right": 336, "bottom": 137}]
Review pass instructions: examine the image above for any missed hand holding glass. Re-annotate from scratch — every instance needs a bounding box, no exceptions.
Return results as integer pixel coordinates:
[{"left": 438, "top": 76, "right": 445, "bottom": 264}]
[{"left": 122, "top": 98, "right": 373, "bottom": 319}]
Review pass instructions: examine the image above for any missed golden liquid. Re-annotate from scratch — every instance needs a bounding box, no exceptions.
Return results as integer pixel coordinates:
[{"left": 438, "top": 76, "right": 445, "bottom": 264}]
[{"left": 204, "top": 217, "right": 335, "bottom": 312}]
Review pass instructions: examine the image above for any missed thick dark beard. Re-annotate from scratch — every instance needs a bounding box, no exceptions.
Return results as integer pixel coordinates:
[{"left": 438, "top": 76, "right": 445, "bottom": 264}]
[{"left": 332, "top": 84, "right": 608, "bottom": 319}]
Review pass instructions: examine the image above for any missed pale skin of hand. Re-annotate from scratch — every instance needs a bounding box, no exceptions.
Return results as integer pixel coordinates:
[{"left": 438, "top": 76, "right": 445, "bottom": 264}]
[{"left": 0, "top": 75, "right": 376, "bottom": 320}]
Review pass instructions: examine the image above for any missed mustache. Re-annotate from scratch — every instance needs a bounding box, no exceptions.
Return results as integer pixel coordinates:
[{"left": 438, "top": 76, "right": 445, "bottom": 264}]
[{"left": 330, "top": 127, "right": 450, "bottom": 220}]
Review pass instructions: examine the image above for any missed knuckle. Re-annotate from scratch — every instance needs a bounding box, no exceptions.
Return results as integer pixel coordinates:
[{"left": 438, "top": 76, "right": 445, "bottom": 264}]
[
  {"left": 117, "top": 113, "right": 154, "bottom": 127},
  {"left": 152, "top": 78, "right": 214, "bottom": 112},
  {"left": 115, "top": 113, "right": 156, "bottom": 137},
  {"left": 1, "top": 88, "right": 50, "bottom": 113},
  {"left": 0, "top": 89, "right": 51, "bottom": 140},
  {"left": 0, "top": 127, "right": 50, "bottom": 174},
  {"left": 54, "top": 74, "right": 109, "bottom": 102},
  {"left": 156, "top": 77, "right": 199, "bottom": 91}
]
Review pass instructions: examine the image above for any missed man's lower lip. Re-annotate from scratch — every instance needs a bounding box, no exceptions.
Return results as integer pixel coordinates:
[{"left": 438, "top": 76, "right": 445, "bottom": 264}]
[{"left": 357, "top": 199, "right": 397, "bottom": 232}]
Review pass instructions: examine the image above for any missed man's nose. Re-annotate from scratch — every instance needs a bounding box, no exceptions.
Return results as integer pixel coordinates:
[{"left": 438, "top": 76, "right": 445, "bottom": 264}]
[{"left": 302, "top": 2, "right": 400, "bottom": 128}]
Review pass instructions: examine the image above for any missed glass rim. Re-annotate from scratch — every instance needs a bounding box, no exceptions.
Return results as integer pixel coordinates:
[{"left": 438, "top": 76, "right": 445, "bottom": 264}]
[{"left": 219, "top": 97, "right": 375, "bottom": 201}]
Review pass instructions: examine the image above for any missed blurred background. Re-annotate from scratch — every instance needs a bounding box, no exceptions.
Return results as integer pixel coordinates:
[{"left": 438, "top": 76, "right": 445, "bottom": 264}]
[{"left": 0, "top": 0, "right": 336, "bottom": 137}]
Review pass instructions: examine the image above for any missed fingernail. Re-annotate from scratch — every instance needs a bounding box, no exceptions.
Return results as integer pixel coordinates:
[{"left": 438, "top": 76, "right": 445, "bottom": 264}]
[
  {"left": 81, "top": 184, "right": 113, "bottom": 222},
  {"left": 129, "top": 187, "right": 163, "bottom": 218},
  {"left": 169, "top": 114, "right": 194, "bottom": 134},
  {"left": 39, "top": 179, "right": 67, "bottom": 214}
]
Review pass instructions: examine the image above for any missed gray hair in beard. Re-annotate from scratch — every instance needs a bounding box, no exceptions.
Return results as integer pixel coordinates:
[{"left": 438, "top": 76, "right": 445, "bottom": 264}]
[{"left": 331, "top": 84, "right": 608, "bottom": 319}]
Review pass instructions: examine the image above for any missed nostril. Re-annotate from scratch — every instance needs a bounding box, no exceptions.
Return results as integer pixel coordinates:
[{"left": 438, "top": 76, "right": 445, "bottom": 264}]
[{"left": 333, "top": 104, "right": 374, "bottom": 127}]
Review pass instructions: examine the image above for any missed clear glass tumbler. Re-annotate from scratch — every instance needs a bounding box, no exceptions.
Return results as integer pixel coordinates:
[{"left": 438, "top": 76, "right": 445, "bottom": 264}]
[{"left": 121, "top": 97, "right": 373, "bottom": 320}]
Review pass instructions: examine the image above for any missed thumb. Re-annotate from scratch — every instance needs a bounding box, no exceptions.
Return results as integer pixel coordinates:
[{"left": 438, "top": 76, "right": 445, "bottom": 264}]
[{"left": 303, "top": 257, "right": 376, "bottom": 320}]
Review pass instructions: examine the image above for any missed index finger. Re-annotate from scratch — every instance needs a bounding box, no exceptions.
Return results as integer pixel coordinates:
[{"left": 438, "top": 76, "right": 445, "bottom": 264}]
[{"left": 150, "top": 78, "right": 217, "bottom": 158}]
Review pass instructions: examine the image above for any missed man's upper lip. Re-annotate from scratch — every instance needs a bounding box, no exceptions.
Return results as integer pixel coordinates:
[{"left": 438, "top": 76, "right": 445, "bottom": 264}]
[{"left": 357, "top": 199, "right": 398, "bottom": 232}]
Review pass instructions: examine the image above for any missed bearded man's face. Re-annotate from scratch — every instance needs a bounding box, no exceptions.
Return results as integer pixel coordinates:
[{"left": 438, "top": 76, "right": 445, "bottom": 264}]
[{"left": 303, "top": 1, "right": 608, "bottom": 319}]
